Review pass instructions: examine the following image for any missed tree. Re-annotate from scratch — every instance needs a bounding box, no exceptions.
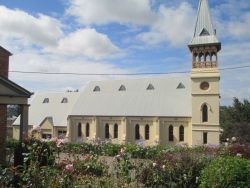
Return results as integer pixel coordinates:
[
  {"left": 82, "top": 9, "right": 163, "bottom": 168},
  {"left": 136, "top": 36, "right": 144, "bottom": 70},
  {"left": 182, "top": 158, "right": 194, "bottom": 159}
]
[{"left": 220, "top": 98, "right": 250, "bottom": 143}]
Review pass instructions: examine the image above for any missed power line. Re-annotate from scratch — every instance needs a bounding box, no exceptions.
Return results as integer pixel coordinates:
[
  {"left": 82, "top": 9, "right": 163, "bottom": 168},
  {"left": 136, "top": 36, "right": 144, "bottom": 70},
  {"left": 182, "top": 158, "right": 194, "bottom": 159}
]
[{"left": 9, "top": 65, "right": 250, "bottom": 76}]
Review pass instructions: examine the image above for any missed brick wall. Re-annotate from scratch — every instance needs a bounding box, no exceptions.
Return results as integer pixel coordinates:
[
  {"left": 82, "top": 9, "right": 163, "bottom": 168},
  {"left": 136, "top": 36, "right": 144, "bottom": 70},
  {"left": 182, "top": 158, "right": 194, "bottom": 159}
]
[
  {"left": 0, "top": 47, "right": 10, "bottom": 164},
  {"left": 0, "top": 105, "right": 7, "bottom": 164}
]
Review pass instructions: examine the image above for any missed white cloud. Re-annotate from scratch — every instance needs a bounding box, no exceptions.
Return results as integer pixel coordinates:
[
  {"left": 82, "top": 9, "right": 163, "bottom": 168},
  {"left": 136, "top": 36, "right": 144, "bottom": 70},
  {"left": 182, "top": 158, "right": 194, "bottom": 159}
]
[
  {"left": 50, "top": 28, "right": 120, "bottom": 59},
  {"left": 0, "top": 6, "right": 63, "bottom": 46},
  {"left": 137, "top": 2, "right": 195, "bottom": 47},
  {"left": 9, "top": 49, "right": 133, "bottom": 92},
  {"left": 66, "top": 0, "right": 156, "bottom": 25}
]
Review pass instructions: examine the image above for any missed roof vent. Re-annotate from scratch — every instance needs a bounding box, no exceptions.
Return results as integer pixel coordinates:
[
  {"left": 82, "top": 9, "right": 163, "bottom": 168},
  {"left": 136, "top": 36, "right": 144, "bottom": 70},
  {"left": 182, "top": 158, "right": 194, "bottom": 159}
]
[
  {"left": 147, "top": 84, "right": 154, "bottom": 90},
  {"left": 119, "top": 85, "right": 126, "bottom": 91},
  {"left": 177, "top": 83, "right": 185, "bottom": 89},
  {"left": 43, "top": 98, "right": 49, "bottom": 103},
  {"left": 61, "top": 97, "right": 68, "bottom": 103},
  {"left": 93, "top": 86, "right": 100, "bottom": 92}
]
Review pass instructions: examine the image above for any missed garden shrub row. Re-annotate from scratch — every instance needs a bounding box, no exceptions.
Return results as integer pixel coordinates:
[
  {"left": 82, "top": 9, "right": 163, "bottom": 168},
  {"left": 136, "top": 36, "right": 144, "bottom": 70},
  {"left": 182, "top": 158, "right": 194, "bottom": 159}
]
[{"left": 2, "top": 138, "right": 250, "bottom": 187}]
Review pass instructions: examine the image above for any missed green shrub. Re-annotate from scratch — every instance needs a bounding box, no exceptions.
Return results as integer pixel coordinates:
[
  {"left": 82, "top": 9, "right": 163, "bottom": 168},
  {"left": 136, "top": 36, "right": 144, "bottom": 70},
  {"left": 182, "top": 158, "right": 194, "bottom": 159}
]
[{"left": 199, "top": 156, "right": 250, "bottom": 188}]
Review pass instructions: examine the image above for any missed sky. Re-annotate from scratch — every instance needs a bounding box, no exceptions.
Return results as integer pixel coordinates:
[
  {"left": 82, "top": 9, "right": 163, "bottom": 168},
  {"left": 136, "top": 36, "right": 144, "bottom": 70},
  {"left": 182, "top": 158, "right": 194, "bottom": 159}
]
[{"left": 0, "top": 0, "right": 250, "bottom": 106}]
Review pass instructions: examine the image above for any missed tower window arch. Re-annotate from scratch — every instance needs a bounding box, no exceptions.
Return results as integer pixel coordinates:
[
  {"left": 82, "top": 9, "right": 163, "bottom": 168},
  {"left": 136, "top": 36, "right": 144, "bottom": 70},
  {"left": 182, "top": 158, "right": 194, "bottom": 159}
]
[
  {"left": 145, "top": 124, "right": 149, "bottom": 140},
  {"left": 169, "top": 125, "right": 174, "bottom": 142},
  {"left": 199, "top": 53, "right": 204, "bottom": 62},
  {"left": 179, "top": 125, "right": 184, "bottom": 141},
  {"left": 135, "top": 124, "right": 140, "bottom": 140},
  {"left": 114, "top": 124, "right": 118, "bottom": 139},
  {"left": 78, "top": 123, "right": 82, "bottom": 137},
  {"left": 105, "top": 123, "right": 109, "bottom": 139},
  {"left": 211, "top": 52, "right": 216, "bottom": 62},
  {"left": 202, "top": 104, "right": 208, "bottom": 122},
  {"left": 86, "top": 123, "right": 90, "bottom": 137}
]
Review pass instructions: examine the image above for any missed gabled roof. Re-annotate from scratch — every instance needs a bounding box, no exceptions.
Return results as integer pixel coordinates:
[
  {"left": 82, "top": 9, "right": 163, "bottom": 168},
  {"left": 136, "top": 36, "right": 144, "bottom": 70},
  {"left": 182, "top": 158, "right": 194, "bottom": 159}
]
[
  {"left": 70, "top": 76, "right": 191, "bottom": 117},
  {"left": 0, "top": 46, "right": 12, "bottom": 56},
  {"left": 13, "top": 92, "right": 80, "bottom": 127},
  {"left": 189, "top": 0, "right": 220, "bottom": 48},
  {"left": 0, "top": 75, "right": 32, "bottom": 97}
]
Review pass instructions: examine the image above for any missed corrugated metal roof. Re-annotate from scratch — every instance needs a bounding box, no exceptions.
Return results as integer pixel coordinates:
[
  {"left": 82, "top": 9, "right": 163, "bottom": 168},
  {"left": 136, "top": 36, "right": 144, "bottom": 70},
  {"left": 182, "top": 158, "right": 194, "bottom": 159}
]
[
  {"left": 189, "top": 0, "right": 220, "bottom": 46},
  {"left": 70, "top": 76, "right": 191, "bottom": 117},
  {"left": 14, "top": 92, "right": 80, "bottom": 127}
]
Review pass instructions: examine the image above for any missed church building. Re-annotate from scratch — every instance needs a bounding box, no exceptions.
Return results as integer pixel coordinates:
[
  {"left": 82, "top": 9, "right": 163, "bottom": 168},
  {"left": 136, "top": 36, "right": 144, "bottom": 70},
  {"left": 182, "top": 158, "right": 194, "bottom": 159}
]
[{"left": 67, "top": 0, "right": 221, "bottom": 146}]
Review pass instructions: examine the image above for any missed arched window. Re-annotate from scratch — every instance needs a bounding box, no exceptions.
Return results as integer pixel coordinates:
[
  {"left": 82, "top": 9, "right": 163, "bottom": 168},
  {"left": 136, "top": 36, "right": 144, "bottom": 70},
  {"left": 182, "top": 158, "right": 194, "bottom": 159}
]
[
  {"left": 205, "top": 52, "right": 210, "bottom": 62},
  {"left": 199, "top": 53, "right": 204, "bottom": 62},
  {"left": 169, "top": 125, "right": 174, "bottom": 141},
  {"left": 114, "top": 124, "right": 118, "bottom": 138},
  {"left": 194, "top": 53, "right": 198, "bottom": 62},
  {"left": 179, "top": 125, "right": 184, "bottom": 141},
  {"left": 135, "top": 124, "right": 140, "bottom": 140},
  {"left": 145, "top": 124, "right": 149, "bottom": 140},
  {"left": 202, "top": 104, "right": 208, "bottom": 122},
  {"left": 211, "top": 52, "right": 216, "bottom": 62},
  {"left": 86, "top": 123, "right": 90, "bottom": 137},
  {"left": 78, "top": 123, "right": 82, "bottom": 137},
  {"left": 105, "top": 123, "right": 109, "bottom": 139}
]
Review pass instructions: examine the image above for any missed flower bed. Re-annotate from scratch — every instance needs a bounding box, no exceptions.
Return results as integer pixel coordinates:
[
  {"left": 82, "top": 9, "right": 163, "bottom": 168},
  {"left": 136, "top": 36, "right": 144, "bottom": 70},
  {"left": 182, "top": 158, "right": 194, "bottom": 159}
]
[{"left": 1, "top": 138, "right": 250, "bottom": 187}]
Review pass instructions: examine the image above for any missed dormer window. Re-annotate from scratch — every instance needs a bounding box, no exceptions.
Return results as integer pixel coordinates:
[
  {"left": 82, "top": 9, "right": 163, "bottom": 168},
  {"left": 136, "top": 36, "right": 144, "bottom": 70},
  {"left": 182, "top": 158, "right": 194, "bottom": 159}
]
[
  {"left": 119, "top": 85, "right": 126, "bottom": 91},
  {"left": 177, "top": 83, "right": 185, "bottom": 89},
  {"left": 200, "top": 28, "right": 210, "bottom": 36},
  {"left": 147, "top": 84, "right": 154, "bottom": 90},
  {"left": 93, "top": 86, "right": 100, "bottom": 92},
  {"left": 43, "top": 98, "right": 49, "bottom": 103},
  {"left": 61, "top": 97, "right": 68, "bottom": 103}
]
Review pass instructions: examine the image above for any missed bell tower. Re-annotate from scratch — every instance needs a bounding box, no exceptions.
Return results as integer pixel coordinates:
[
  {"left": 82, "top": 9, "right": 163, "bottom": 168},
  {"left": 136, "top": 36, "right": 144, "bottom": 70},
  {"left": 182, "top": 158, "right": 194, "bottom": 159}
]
[{"left": 189, "top": 0, "right": 221, "bottom": 145}]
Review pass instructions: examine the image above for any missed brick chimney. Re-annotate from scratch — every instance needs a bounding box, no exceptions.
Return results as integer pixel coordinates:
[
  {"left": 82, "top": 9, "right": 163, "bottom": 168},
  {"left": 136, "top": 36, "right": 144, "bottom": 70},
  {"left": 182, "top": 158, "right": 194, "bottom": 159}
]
[
  {"left": 0, "top": 46, "right": 12, "bottom": 164},
  {"left": 0, "top": 46, "right": 12, "bottom": 78}
]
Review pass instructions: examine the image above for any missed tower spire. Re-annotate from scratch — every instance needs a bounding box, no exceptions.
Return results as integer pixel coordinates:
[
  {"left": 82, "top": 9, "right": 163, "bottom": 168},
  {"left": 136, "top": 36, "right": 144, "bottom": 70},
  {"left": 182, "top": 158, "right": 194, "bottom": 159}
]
[
  {"left": 189, "top": 0, "right": 220, "bottom": 50},
  {"left": 189, "top": 0, "right": 221, "bottom": 69}
]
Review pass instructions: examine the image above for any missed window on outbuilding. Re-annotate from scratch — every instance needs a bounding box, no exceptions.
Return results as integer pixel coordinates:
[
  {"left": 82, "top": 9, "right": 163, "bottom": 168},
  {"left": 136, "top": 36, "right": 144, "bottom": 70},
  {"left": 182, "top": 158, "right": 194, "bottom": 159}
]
[
  {"left": 93, "top": 86, "right": 100, "bottom": 92},
  {"left": 105, "top": 123, "right": 109, "bottom": 139},
  {"left": 145, "top": 124, "right": 149, "bottom": 140},
  {"left": 169, "top": 125, "right": 174, "bottom": 141},
  {"left": 202, "top": 104, "right": 208, "bottom": 122},
  {"left": 43, "top": 98, "right": 49, "bottom": 103},
  {"left": 78, "top": 123, "right": 82, "bottom": 137},
  {"left": 147, "top": 84, "right": 154, "bottom": 90},
  {"left": 61, "top": 97, "right": 68, "bottom": 103},
  {"left": 135, "top": 124, "right": 140, "bottom": 140},
  {"left": 119, "top": 85, "right": 126, "bottom": 91},
  {"left": 179, "top": 125, "right": 184, "bottom": 141},
  {"left": 114, "top": 124, "right": 118, "bottom": 138},
  {"left": 86, "top": 123, "right": 90, "bottom": 137}
]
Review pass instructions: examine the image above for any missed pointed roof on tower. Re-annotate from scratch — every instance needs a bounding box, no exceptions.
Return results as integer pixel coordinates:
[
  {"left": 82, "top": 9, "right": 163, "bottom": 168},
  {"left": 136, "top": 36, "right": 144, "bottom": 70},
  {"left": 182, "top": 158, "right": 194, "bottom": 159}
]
[{"left": 189, "top": 0, "right": 220, "bottom": 50}]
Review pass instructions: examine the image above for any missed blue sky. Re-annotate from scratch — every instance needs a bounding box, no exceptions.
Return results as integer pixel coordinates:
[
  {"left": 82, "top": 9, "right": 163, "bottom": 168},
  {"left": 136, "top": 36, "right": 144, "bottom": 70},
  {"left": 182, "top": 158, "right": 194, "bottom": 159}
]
[{"left": 0, "top": 0, "right": 250, "bottom": 105}]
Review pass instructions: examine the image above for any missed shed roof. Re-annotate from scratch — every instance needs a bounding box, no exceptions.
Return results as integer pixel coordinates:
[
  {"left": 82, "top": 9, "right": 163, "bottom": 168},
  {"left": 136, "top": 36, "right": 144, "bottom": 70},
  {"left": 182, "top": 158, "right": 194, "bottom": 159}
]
[{"left": 70, "top": 76, "right": 191, "bottom": 117}]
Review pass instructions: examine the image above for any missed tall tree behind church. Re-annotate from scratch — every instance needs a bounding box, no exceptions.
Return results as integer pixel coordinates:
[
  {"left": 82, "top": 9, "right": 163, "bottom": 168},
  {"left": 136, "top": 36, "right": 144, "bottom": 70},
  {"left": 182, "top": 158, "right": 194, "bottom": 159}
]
[{"left": 220, "top": 98, "right": 250, "bottom": 143}]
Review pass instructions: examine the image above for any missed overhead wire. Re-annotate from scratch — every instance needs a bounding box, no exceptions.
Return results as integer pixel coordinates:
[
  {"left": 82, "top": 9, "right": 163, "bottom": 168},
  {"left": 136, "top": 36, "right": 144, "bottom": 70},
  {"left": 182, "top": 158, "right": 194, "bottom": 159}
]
[{"left": 9, "top": 65, "right": 250, "bottom": 76}]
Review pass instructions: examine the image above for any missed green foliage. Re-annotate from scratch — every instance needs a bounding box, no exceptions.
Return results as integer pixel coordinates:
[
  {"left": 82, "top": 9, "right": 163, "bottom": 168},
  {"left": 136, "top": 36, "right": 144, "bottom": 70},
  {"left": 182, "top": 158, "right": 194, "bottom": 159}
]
[
  {"left": 199, "top": 156, "right": 250, "bottom": 188},
  {"left": 220, "top": 98, "right": 250, "bottom": 143}
]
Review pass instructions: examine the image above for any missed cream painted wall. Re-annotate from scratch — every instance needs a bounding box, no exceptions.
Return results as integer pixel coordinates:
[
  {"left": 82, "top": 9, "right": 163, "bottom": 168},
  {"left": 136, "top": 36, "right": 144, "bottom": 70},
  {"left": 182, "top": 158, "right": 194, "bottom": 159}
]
[
  {"left": 69, "top": 116, "right": 192, "bottom": 146},
  {"left": 191, "top": 69, "right": 220, "bottom": 146}
]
